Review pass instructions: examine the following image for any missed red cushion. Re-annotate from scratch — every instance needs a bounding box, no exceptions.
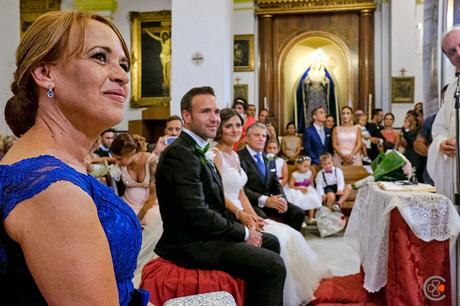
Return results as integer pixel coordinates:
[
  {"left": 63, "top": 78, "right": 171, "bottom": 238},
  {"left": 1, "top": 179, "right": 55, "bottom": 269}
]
[
  {"left": 140, "top": 257, "right": 245, "bottom": 306},
  {"left": 309, "top": 272, "right": 385, "bottom": 306}
]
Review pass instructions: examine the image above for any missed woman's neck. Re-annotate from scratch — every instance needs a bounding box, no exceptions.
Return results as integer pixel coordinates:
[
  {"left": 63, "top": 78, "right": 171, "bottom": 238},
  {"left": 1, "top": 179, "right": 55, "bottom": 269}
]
[
  {"left": 216, "top": 141, "right": 234, "bottom": 154},
  {"left": 6, "top": 116, "right": 94, "bottom": 173}
]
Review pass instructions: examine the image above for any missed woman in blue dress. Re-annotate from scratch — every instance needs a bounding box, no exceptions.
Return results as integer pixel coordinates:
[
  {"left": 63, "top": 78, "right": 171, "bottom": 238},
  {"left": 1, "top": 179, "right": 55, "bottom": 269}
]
[{"left": 0, "top": 11, "right": 150, "bottom": 305}]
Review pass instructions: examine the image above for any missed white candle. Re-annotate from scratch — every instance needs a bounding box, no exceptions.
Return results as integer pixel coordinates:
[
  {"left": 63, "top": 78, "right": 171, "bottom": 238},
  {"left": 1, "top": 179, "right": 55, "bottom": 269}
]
[
  {"left": 264, "top": 97, "right": 268, "bottom": 110},
  {"left": 368, "top": 93, "right": 372, "bottom": 121}
]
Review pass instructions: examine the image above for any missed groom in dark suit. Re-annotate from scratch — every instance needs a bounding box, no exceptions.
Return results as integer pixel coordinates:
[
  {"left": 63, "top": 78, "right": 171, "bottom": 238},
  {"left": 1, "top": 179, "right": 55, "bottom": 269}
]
[
  {"left": 238, "top": 123, "right": 305, "bottom": 231},
  {"left": 303, "top": 106, "right": 332, "bottom": 165},
  {"left": 155, "top": 87, "right": 286, "bottom": 306}
]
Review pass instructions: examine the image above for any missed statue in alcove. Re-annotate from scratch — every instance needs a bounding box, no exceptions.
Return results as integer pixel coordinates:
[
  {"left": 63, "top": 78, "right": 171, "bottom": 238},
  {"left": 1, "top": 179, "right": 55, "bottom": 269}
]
[{"left": 296, "top": 60, "right": 337, "bottom": 132}]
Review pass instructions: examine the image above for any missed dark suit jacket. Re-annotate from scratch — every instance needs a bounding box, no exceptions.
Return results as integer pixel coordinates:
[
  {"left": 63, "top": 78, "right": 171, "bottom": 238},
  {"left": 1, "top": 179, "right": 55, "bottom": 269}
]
[
  {"left": 155, "top": 132, "right": 246, "bottom": 268},
  {"left": 238, "top": 147, "right": 286, "bottom": 206},
  {"left": 366, "top": 122, "right": 385, "bottom": 161},
  {"left": 303, "top": 125, "right": 332, "bottom": 165}
]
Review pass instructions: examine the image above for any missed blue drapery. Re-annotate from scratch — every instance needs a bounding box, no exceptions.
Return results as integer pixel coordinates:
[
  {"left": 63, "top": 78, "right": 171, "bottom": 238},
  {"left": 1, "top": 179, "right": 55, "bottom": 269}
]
[{"left": 296, "top": 67, "right": 337, "bottom": 132}]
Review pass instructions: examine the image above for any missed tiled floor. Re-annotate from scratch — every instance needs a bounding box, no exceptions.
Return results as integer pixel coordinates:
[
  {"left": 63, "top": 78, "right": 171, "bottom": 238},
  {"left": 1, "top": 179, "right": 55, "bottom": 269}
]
[{"left": 304, "top": 230, "right": 361, "bottom": 277}]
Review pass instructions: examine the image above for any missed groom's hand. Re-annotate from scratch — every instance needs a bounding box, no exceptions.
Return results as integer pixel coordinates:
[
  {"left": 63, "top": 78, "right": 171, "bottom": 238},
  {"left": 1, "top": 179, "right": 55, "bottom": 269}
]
[
  {"left": 266, "top": 195, "right": 288, "bottom": 213},
  {"left": 246, "top": 225, "right": 262, "bottom": 247}
]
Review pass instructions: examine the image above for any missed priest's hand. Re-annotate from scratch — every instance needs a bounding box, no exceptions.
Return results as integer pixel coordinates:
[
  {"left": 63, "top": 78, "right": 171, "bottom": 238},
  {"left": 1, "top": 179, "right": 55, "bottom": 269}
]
[{"left": 440, "top": 137, "right": 456, "bottom": 157}]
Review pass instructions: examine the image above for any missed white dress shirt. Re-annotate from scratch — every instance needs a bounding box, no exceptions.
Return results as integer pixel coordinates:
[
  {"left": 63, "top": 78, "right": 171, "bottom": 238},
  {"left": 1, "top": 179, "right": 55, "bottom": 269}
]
[
  {"left": 315, "top": 166, "right": 345, "bottom": 197},
  {"left": 314, "top": 123, "right": 326, "bottom": 145}
]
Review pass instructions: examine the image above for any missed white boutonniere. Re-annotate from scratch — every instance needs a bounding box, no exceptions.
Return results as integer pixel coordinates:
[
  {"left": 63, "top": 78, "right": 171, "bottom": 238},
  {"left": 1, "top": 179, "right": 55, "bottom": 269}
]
[
  {"left": 194, "top": 143, "right": 215, "bottom": 165},
  {"left": 265, "top": 153, "right": 275, "bottom": 161},
  {"left": 205, "top": 150, "right": 216, "bottom": 164}
]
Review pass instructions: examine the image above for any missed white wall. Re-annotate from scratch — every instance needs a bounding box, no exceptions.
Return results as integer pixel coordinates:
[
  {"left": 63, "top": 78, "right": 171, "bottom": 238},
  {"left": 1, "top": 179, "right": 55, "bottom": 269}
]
[
  {"left": 171, "top": 0, "right": 233, "bottom": 115},
  {"left": 0, "top": 0, "right": 20, "bottom": 135},
  {"left": 389, "top": 0, "right": 424, "bottom": 127},
  {"left": 233, "top": 1, "right": 257, "bottom": 109}
]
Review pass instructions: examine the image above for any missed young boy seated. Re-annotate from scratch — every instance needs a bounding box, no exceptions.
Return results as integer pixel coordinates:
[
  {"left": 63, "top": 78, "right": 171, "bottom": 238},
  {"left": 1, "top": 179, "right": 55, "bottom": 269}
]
[{"left": 315, "top": 153, "right": 352, "bottom": 212}]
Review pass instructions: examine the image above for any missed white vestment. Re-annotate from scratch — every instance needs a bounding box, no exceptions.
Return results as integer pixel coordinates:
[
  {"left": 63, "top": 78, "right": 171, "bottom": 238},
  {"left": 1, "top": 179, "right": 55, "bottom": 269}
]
[{"left": 427, "top": 81, "right": 458, "bottom": 201}]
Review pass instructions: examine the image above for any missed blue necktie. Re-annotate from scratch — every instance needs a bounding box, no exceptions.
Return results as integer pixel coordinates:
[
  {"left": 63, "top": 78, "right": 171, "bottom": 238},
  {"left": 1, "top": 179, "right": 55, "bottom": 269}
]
[{"left": 254, "top": 153, "right": 266, "bottom": 182}]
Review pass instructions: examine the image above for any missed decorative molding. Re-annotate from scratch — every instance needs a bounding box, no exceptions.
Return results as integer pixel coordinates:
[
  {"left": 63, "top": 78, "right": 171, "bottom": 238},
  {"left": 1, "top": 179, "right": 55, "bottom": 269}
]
[
  {"left": 73, "top": 0, "right": 118, "bottom": 12},
  {"left": 255, "top": 0, "right": 376, "bottom": 15}
]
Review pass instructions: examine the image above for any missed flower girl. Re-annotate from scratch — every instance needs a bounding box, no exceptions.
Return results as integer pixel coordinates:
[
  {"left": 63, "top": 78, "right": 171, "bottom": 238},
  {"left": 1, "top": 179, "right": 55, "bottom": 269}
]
[{"left": 286, "top": 155, "right": 322, "bottom": 223}]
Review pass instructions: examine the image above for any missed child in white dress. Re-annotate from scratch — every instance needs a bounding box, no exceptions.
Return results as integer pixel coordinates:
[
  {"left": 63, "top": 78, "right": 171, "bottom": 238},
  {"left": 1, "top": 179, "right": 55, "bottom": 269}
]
[{"left": 286, "top": 156, "right": 322, "bottom": 223}]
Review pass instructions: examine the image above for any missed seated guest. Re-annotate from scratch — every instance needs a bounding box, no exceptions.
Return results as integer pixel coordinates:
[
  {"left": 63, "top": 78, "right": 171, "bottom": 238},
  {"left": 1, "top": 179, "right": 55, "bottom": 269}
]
[
  {"left": 280, "top": 121, "right": 302, "bottom": 163},
  {"left": 153, "top": 115, "right": 183, "bottom": 156},
  {"left": 155, "top": 87, "right": 286, "bottom": 306},
  {"left": 111, "top": 133, "right": 158, "bottom": 224},
  {"left": 232, "top": 97, "right": 256, "bottom": 150},
  {"left": 213, "top": 108, "right": 331, "bottom": 306},
  {"left": 286, "top": 156, "right": 322, "bottom": 223},
  {"left": 111, "top": 133, "right": 162, "bottom": 287},
  {"left": 239, "top": 123, "right": 305, "bottom": 231},
  {"left": 381, "top": 112, "right": 400, "bottom": 150},
  {"left": 0, "top": 10, "right": 149, "bottom": 305},
  {"left": 303, "top": 106, "right": 332, "bottom": 165},
  {"left": 315, "top": 153, "right": 352, "bottom": 212}
]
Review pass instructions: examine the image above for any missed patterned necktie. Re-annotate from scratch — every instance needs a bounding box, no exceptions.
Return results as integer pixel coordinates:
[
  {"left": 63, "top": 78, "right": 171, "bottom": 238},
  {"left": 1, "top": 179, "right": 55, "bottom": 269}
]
[{"left": 254, "top": 153, "right": 266, "bottom": 182}]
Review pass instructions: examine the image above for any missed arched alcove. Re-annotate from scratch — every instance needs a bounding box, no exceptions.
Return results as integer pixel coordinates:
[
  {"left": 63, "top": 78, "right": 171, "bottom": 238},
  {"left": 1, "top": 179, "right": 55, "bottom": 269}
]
[{"left": 280, "top": 32, "right": 353, "bottom": 127}]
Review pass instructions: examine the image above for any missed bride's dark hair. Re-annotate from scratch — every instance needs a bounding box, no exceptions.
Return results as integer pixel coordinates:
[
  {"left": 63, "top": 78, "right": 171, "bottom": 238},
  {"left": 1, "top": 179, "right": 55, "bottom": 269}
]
[{"left": 215, "top": 108, "right": 244, "bottom": 142}]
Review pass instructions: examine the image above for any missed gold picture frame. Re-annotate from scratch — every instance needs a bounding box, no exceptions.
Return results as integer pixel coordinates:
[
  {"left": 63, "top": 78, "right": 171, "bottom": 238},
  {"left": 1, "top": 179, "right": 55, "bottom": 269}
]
[
  {"left": 130, "top": 11, "right": 171, "bottom": 108},
  {"left": 234, "top": 35, "right": 254, "bottom": 72},
  {"left": 391, "top": 76, "right": 415, "bottom": 103},
  {"left": 234, "top": 84, "right": 249, "bottom": 101}
]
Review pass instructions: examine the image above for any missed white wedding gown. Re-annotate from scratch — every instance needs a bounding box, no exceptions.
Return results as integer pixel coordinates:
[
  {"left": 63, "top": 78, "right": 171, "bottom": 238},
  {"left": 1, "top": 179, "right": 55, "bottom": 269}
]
[{"left": 218, "top": 151, "right": 331, "bottom": 305}]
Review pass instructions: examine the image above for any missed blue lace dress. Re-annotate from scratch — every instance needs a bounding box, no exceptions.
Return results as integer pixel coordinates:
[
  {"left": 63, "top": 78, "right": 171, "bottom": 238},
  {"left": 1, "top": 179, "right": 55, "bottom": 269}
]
[{"left": 0, "top": 155, "right": 149, "bottom": 305}]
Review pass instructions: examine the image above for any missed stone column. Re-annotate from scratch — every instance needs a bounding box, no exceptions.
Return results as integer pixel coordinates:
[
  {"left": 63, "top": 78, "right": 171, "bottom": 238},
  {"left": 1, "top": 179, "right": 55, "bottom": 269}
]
[
  {"left": 258, "top": 14, "right": 274, "bottom": 113},
  {"left": 359, "top": 9, "right": 374, "bottom": 113}
]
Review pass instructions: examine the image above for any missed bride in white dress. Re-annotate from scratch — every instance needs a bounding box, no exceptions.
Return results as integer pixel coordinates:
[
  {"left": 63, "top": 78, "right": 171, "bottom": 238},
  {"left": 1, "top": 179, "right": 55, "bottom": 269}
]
[{"left": 213, "top": 109, "right": 331, "bottom": 306}]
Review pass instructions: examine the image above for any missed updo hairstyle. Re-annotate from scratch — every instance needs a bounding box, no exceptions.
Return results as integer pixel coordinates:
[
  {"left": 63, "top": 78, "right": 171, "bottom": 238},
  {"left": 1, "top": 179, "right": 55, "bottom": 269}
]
[
  {"left": 5, "top": 10, "right": 130, "bottom": 137},
  {"left": 111, "top": 133, "right": 147, "bottom": 157}
]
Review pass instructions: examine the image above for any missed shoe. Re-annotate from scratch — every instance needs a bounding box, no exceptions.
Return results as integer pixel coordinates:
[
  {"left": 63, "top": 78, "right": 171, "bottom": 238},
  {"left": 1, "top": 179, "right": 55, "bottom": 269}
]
[
  {"left": 332, "top": 203, "right": 342, "bottom": 212},
  {"left": 307, "top": 218, "right": 317, "bottom": 224}
]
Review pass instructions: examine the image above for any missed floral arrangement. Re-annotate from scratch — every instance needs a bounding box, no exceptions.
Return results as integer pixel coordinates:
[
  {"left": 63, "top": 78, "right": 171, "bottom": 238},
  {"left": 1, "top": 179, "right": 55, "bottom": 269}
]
[
  {"left": 89, "top": 161, "right": 121, "bottom": 181},
  {"left": 194, "top": 143, "right": 215, "bottom": 165},
  {"left": 352, "top": 150, "right": 413, "bottom": 189}
]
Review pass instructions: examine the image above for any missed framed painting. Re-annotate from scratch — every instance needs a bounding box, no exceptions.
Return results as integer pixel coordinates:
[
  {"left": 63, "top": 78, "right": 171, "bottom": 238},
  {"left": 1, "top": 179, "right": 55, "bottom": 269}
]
[
  {"left": 234, "top": 84, "right": 249, "bottom": 101},
  {"left": 234, "top": 34, "right": 254, "bottom": 72},
  {"left": 130, "top": 11, "right": 171, "bottom": 108},
  {"left": 391, "top": 77, "right": 415, "bottom": 103}
]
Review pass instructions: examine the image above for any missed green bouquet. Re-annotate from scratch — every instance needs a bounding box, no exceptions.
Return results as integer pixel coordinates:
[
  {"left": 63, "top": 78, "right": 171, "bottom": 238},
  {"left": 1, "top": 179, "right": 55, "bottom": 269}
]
[{"left": 353, "top": 150, "right": 413, "bottom": 189}]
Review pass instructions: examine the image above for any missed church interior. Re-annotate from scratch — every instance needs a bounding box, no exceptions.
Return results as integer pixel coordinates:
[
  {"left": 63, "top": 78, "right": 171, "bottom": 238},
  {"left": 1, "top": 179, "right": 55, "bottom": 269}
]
[{"left": 1, "top": 0, "right": 460, "bottom": 306}]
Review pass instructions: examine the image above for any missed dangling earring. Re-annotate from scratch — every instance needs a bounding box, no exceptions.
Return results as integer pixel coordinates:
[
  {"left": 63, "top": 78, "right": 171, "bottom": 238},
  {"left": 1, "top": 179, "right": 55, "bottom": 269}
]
[{"left": 47, "top": 84, "right": 54, "bottom": 98}]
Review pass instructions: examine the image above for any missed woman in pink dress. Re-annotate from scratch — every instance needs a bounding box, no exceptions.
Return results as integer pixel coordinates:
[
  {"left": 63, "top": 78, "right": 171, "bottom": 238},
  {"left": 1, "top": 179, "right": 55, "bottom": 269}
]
[
  {"left": 332, "top": 106, "right": 363, "bottom": 166},
  {"left": 381, "top": 112, "right": 400, "bottom": 150}
]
